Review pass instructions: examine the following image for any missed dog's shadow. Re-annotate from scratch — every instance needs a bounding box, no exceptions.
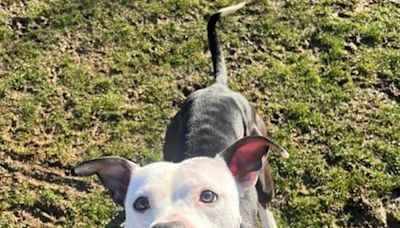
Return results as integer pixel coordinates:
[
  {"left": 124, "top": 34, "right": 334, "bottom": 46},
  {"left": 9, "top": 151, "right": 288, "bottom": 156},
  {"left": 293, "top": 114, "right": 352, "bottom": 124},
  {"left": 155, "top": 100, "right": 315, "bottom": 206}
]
[{"left": 105, "top": 210, "right": 125, "bottom": 228}]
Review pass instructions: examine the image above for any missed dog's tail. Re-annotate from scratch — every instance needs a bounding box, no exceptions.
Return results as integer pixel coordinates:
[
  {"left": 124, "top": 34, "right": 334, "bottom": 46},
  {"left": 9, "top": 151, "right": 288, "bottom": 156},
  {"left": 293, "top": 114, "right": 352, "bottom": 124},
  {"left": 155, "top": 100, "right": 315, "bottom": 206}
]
[{"left": 208, "top": 2, "right": 245, "bottom": 85}]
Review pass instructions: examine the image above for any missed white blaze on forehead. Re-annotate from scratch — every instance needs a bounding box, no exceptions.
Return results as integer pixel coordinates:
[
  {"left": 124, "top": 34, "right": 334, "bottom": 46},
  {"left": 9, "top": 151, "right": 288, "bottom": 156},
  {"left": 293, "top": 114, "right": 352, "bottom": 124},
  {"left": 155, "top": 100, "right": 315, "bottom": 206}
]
[
  {"left": 127, "top": 161, "right": 176, "bottom": 198},
  {"left": 169, "top": 157, "right": 237, "bottom": 203},
  {"left": 127, "top": 157, "right": 237, "bottom": 201},
  {"left": 179, "top": 156, "right": 227, "bottom": 171},
  {"left": 177, "top": 157, "right": 235, "bottom": 189}
]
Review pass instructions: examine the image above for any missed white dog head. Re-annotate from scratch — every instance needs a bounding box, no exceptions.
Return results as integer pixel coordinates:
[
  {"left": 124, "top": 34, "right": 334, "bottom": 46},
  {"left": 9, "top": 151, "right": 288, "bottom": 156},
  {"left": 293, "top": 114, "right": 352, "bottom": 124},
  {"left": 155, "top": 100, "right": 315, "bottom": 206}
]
[{"left": 74, "top": 136, "right": 287, "bottom": 228}]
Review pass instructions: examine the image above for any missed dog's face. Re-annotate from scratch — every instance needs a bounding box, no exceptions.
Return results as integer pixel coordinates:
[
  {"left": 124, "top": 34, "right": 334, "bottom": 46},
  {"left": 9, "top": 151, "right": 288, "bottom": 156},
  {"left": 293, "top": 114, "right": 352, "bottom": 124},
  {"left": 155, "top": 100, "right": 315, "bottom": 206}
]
[
  {"left": 124, "top": 158, "right": 241, "bottom": 227},
  {"left": 74, "top": 136, "right": 288, "bottom": 227}
]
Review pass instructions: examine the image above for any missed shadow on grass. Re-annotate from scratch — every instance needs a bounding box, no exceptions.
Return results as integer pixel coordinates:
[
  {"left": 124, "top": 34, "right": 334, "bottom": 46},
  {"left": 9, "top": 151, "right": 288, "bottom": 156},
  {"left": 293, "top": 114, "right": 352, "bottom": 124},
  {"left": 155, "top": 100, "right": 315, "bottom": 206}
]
[{"left": 105, "top": 210, "right": 125, "bottom": 228}]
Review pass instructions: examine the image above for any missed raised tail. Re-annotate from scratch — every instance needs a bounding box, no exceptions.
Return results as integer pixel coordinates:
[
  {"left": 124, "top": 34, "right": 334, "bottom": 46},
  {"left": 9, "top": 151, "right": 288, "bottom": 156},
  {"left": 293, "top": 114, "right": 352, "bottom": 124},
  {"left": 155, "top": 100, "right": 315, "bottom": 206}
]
[{"left": 208, "top": 2, "right": 245, "bottom": 85}]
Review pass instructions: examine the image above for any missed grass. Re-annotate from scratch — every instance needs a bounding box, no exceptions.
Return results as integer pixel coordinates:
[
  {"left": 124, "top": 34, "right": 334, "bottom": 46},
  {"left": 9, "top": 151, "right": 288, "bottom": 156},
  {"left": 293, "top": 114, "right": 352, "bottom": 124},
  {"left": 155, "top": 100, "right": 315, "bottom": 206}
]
[{"left": 0, "top": 0, "right": 399, "bottom": 227}]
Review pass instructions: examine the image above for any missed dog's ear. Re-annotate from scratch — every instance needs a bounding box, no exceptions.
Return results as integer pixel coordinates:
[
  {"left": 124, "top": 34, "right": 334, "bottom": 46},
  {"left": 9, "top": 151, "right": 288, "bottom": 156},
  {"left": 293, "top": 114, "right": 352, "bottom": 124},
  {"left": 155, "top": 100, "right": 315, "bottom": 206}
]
[
  {"left": 218, "top": 136, "right": 288, "bottom": 192},
  {"left": 73, "top": 156, "right": 138, "bottom": 206}
]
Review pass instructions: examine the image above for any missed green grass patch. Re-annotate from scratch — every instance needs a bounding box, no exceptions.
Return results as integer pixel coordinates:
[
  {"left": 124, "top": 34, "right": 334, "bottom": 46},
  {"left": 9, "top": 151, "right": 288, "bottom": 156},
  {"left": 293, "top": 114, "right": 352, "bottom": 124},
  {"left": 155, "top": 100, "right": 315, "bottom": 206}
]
[{"left": 0, "top": 0, "right": 399, "bottom": 227}]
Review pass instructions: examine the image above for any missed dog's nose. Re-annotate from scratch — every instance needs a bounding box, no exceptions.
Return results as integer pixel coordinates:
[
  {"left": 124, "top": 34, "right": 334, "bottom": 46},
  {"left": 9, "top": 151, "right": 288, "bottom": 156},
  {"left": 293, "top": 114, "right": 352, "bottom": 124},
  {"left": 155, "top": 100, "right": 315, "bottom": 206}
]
[{"left": 151, "top": 221, "right": 185, "bottom": 228}]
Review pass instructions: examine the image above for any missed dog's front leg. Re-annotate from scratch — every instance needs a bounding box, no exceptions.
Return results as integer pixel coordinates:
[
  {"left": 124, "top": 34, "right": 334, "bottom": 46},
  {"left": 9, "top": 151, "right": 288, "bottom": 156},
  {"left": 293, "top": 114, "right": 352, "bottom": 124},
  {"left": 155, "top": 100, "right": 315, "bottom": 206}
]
[{"left": 251, "top": 108, "right": 278, "bottom": 228}]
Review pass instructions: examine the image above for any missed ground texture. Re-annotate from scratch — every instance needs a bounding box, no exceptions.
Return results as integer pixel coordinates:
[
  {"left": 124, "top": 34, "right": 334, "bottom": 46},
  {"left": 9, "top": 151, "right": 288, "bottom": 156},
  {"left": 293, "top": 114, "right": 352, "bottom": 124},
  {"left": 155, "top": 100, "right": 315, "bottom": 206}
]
[{"left": 0, "top": 0, "right": 399, "bottom": 227}]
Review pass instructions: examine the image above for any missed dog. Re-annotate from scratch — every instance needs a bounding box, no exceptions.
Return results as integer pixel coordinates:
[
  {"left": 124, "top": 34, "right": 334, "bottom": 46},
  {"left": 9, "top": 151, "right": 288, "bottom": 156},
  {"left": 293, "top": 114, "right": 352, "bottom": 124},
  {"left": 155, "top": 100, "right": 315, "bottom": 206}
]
[{"left": 73, "top": 3, "right": 289, "bottom": 228}]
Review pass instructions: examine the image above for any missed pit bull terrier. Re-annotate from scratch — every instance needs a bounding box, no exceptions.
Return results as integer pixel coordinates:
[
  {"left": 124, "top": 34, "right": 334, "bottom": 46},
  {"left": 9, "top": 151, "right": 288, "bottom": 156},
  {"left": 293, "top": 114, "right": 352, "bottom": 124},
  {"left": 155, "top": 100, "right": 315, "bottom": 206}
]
[{"left": 73, "top": 3, "right": 289, "bottom": 228}]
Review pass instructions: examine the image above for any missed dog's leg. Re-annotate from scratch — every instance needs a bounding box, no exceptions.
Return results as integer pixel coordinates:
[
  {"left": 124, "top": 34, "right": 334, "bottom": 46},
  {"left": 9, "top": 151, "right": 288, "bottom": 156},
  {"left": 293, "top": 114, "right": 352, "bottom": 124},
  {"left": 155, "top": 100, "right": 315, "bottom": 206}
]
[
  {"left": 258, "top": 204, "right": 278, "bottom": 228},
  {"left": 251, "top": 107, "right": 279, "bottom": 228},
  {"left": 257, "top": 160, "right": 278, "bottom": 228},
  {"left": 163, "top": 111, "right": 182, "bottom": 162}
]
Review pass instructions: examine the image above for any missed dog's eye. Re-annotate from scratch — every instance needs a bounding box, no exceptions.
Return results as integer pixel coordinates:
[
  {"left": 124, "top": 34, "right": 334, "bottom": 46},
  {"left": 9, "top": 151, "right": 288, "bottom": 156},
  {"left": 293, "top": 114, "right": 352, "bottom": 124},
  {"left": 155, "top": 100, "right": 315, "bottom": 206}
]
[
  {"left": 200, "top": 190, "right": 218, "bottom": 203},
  {"left": 133, "top": 196, "right": 150, "bottom": 212}
]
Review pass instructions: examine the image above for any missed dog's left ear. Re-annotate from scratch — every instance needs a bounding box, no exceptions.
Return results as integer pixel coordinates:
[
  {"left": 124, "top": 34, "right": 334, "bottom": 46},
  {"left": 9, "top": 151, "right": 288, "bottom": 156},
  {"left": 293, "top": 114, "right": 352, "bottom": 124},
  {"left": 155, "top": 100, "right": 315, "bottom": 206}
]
[
  {"left": 73, "top": 156, "right": 138, "bottom": 206},
  {"left": 218, "top": 136, "right": 287, "bottom": 192}
]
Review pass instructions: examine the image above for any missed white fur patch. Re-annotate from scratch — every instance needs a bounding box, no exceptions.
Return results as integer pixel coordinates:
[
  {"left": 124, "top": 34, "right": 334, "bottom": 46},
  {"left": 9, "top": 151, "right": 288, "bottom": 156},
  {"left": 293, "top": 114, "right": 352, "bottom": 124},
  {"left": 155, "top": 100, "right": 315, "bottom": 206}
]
[
  {"left": 258, "top": 204, "right": 277, "bottom": 228},
  {"left": 218, "top": 2, "right": 246, "bottom": 17}
]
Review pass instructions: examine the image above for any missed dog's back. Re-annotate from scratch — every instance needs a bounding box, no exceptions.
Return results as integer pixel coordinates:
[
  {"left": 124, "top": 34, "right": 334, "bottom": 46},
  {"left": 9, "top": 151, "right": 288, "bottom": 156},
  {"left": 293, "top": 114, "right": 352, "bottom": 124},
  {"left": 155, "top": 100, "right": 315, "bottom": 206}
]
[
  {"left": 170, "top": 84, "right": 258, "bottom": 161},
  {"left": 163, "top": 3, "right": 260, "bottom": 163}
]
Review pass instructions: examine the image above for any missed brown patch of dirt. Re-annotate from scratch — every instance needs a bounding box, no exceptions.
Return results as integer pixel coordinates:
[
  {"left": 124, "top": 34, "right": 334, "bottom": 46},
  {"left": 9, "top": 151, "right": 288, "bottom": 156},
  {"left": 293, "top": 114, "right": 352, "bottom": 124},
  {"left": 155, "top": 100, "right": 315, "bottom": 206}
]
[
  {"left": 343, "top": 194, "right": 387, "bottom": 227},
  {"left": 375, "top": 73, "right": 400, "bottom": 103}
]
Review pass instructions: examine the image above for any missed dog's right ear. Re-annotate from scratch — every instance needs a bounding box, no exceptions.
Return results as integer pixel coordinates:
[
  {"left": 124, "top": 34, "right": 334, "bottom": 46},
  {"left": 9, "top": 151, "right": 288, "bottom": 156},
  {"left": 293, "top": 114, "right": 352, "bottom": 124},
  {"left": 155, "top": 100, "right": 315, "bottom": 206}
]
[{"left": 73, "top": 156, "right": 138, "bottom": 206}]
